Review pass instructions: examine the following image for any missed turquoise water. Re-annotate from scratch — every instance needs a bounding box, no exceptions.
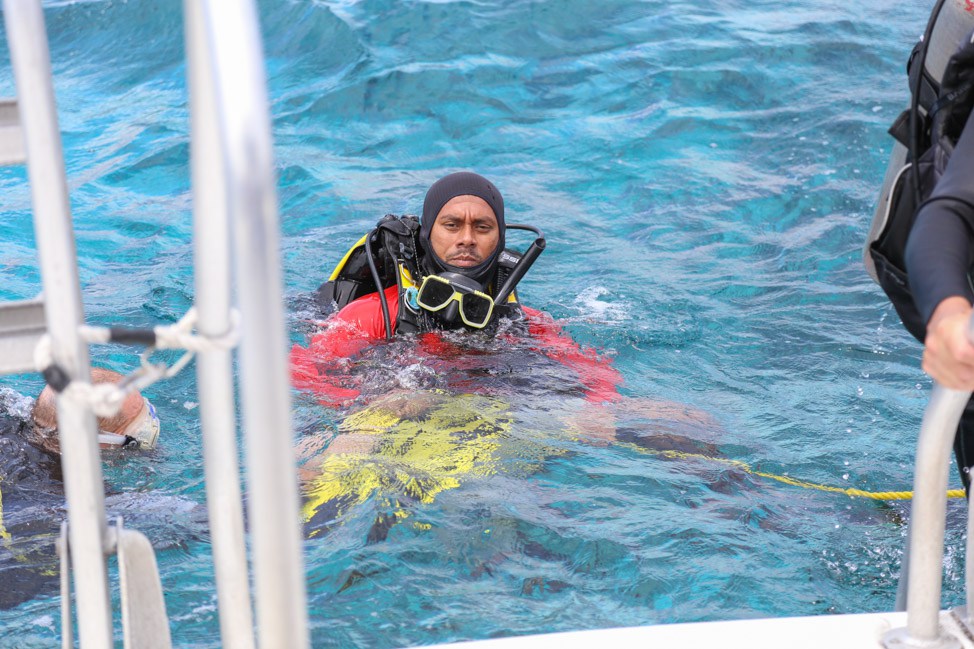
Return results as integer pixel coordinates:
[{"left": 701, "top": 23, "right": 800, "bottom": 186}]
[{"left": 0, "top": 0, "right": 956, "bottom": 646}]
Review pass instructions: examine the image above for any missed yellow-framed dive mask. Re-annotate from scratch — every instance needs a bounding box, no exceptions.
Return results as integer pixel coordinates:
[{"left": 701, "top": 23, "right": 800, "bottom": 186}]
[{"left": 416, "top": 273, "right": 495, "bottom": 329}]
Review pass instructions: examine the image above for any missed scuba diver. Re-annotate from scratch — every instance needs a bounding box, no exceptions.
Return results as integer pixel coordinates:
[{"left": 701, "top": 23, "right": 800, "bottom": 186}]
[
  {"left": 0, "top": 387, "right": 64, "bottom": 610},
  {"left": 290, "top": 172, "right": 720, "bottom": 541},
  {"left": 905, "top": 72, "right": 974, "bottom": 492},
  {"left": 291, "top": 171, "right": 622, "bottom": 406}
]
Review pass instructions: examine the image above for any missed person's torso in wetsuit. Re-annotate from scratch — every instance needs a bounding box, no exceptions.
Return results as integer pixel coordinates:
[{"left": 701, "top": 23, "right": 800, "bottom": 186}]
[{"left": 905, "top": 102, "right": 974, "bottom": 323}]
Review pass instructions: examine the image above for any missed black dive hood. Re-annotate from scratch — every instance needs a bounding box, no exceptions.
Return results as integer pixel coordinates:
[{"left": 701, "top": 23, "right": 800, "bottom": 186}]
[{"left": 419, "top": 171, "right": 506, "bottom": 285}]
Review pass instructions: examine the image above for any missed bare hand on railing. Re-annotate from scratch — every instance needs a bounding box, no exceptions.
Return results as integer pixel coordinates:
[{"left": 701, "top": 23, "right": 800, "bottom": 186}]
[{"left": 923, "top": 296, "right": 974, "bottom": 390}]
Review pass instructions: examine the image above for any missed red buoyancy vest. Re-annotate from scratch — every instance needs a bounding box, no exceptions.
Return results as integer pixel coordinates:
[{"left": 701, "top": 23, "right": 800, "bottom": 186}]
[{"left": 290, "top": 288, "right": 622, "bottom": 407}]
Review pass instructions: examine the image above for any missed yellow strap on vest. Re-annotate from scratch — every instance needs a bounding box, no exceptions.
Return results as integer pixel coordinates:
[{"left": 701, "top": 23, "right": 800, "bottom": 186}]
[
  {"left": 328, "top": 234, "right": 369, "bottom": 282},
  {"left": 398, "top": 263, "right": 415, "bottom": 289}
]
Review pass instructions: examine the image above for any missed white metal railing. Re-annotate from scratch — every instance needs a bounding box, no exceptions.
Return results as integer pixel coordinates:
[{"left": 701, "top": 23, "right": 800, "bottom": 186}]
[
  {"left": 2, "top": 2, "right": 113, "bottom": 648},
  {"left": 1, "top": 0, "right": 309, "bottom": 646},
  {"left": 185, "top": 0, "right": 256, "bottom": 646},
  {"left": 189, "top": 1, "right": 309, "bottom": 647},
  {"left": 0, "top": 297, "right": 46, "bottom": 374}
]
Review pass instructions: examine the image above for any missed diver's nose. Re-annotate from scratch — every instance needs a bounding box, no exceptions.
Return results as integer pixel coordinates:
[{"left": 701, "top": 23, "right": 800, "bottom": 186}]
[{"left": 456, "top": 223, "right": 476, "bottom": 246}]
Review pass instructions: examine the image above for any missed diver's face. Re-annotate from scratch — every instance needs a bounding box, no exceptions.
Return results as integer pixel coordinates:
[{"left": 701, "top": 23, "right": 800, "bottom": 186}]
[{"left": 430, "top": 195, "right": 499, "bottom": 268}]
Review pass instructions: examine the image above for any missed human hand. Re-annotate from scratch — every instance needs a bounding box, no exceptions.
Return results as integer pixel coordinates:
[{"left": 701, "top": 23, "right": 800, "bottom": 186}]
[
  {"left": 923, "top": 297, "right": 974, "bottom": 389},
  {"left": 361, "top": 391, "right": 441, "bottom": 420}
]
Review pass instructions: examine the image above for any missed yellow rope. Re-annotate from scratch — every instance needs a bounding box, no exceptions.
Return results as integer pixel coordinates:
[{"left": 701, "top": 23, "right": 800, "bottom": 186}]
[{"left": 626, "top": 445, "right": 966, "bottom": 501}]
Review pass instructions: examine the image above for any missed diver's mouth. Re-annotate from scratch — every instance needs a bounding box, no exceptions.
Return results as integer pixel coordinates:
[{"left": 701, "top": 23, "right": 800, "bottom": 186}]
[{"left": 447, "top": 255, "right": 481, "bottom": 267}]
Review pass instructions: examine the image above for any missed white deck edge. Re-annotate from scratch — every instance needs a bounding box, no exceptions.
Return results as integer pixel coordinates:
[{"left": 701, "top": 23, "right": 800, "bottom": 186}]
[{"left": 435, "top": 610, "right": 974, "bottom": 649}]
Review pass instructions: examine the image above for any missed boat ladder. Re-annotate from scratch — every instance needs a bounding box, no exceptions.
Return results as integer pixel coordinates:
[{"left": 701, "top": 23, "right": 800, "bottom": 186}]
[{"left": 0, "top": 0, "right": 308, "bottom": 647}]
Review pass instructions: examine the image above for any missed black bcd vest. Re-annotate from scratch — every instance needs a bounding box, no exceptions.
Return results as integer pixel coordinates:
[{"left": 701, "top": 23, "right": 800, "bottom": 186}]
[
  {"left": 869, "top": 16, "right": 974, "bottom": 342},
  {"left": 315, "top": 214, "right": 523, "bottom": 335}
]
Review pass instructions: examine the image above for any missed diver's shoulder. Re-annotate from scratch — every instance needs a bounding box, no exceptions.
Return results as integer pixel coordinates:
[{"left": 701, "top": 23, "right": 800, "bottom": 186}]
[{"left": 333, "top": 286, "right": 400, "bottom": 339}]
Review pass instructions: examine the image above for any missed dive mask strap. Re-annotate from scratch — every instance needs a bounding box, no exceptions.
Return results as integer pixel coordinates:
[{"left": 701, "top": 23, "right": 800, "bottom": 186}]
[{"left": 98, "top": 432, "right": 139, "bottom": 448}]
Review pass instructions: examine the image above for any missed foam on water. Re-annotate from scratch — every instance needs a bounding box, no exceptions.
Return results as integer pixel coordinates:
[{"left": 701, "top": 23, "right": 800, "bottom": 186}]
[{"left": 0, "top": 386, "right": 34, "bottom": 420}]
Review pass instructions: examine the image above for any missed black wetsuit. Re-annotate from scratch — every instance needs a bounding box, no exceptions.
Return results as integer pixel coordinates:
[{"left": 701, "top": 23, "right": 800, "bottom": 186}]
[
  {"left": 0, "top": 404, "right": 65, "bottom": 609},
  {"left": 905, "top": 111, "right": 974, "bottom": 491},
  {"left": 0, "top": 398, "right": 207, "bottom": 609}
]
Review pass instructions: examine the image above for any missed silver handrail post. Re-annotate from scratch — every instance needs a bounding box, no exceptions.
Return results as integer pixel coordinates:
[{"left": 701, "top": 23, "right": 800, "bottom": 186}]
[
  {"left": 185, "top": 1, "right": 257, "bottom": 647},
  {"left": 965, "top": 470, "right": 974, "bottom": 624},
  {"left": 906, "top": 386, "right": 968, "bottom": 642},
  {"left": 884, "top": 316, "right": 974, "bottom": 649},
  {"left": 3, "top": 1, "right": 113, "bottom": 647},
  {"left": 199, "top": 1, "right": 310, "bottom": 647}
]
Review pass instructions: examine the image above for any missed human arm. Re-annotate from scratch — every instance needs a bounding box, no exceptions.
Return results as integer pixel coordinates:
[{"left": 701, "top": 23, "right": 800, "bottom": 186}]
[
  {"left": 905, "top": 115, "right": 974, "bottom": 388},
  {"left": 521, "top": 306, "right": 623, "bottom": 404},
  {"left": 517, "top": 307, "right": 718, "bottom": 443},
  {"left": 567, "top": 395, "right": 720, "bottom": 451}
]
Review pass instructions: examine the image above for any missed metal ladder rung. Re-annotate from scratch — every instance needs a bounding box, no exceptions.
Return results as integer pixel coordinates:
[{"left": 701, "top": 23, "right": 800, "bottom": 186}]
[
  {"left": 116, "top": 519, "right": 173, "bottom": 649},
  {"left": 0, "top": 98, "right": 25, "bottom": 166},
  {"left": 0, "top": 296, "right": 45, "bottom": 374}
]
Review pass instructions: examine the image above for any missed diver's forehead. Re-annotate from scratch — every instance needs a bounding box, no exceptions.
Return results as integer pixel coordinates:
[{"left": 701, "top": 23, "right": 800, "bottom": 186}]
[{"left": 435, "top": 195, "right": 496, "bottom": 223}]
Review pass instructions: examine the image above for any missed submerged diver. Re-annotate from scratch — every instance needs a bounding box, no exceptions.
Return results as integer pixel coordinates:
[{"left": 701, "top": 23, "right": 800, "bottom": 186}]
[{"left": 30, "top": 367, "right": 160, "bottom": 454}]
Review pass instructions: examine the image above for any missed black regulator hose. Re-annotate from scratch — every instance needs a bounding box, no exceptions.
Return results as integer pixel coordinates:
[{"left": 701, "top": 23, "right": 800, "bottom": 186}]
[
  {"left": 494, "top": 224, "right": 545, "bottom": 306},
  {"left": 364, "top": 228, "right": 393, "bottom": 340}
]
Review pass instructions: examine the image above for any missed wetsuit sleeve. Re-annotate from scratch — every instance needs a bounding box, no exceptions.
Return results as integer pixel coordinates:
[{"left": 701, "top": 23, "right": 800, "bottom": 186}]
[
  {"left": 521, "top": 306, "right": 623, "bottom": 404},
  {"left": 289, "top": 287, "right": 399, "bottom": 406},
  {"left": 905, "top": 114, "right": 974, "bottom": 325}
]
